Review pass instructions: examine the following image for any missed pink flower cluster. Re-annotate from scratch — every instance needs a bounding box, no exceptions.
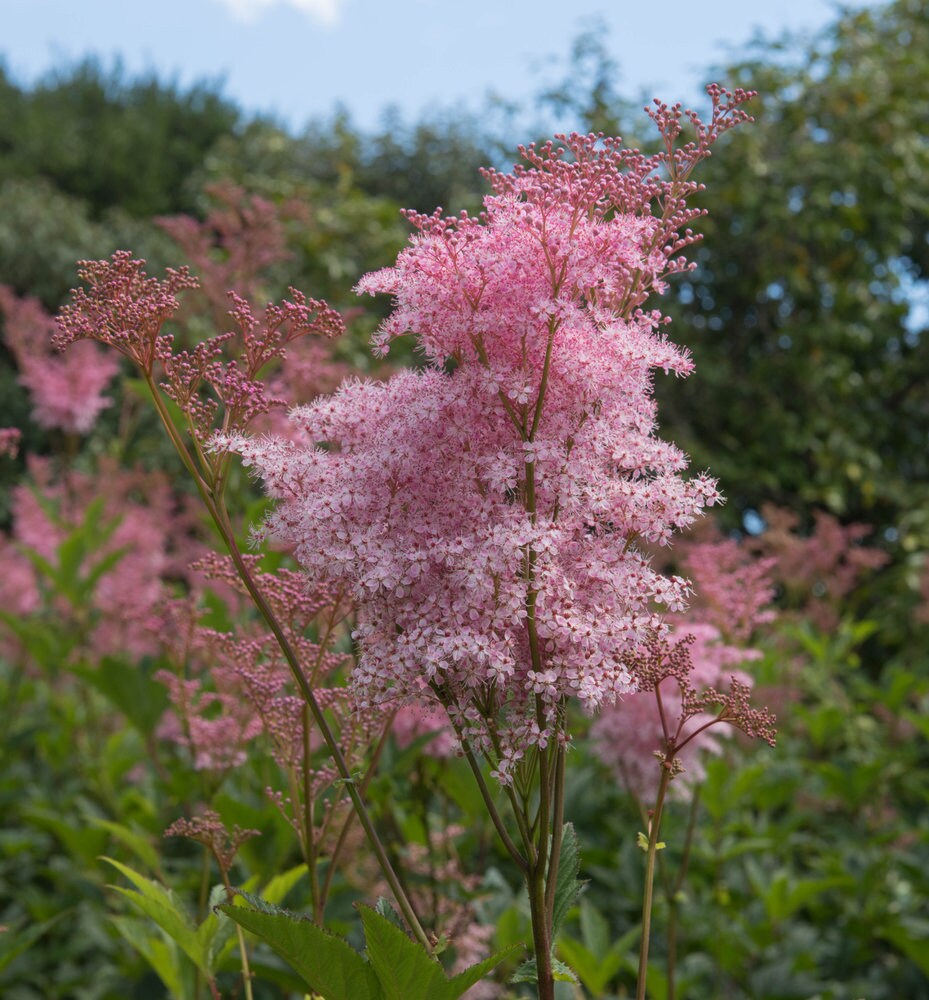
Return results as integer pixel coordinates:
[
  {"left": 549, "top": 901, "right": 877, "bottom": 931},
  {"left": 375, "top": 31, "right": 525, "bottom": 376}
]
[
  {"left": 680, "top": 537, "right": 777, "bottom": 643},
  {"left": 750, "top": 503, "right": 888, "bottom": 629},
  {"left": 55, "top": 253, "right": 344, "bottom": 444},
  {"left": 0, "top": 427, "right": 20, "bottom": 459},
  {"left": 391, "top": 701, "right": 457, "bottom": 758},
  {"left": 0, "top": 286, "right": 119, "bottom": 434},
  {"left": 591, "top": 536, "right": 777, "bottom": 801},
  {"left": 165, "top": 808, "right": 260, "bottom": 877},
  {"left": 231, "top": 89, "right": 753, "bottom": 780},
  {"left": 0, "top": 458, "right": 199, "bottom": 662},
  {"left": 153, "top": 555, "right": 378, "bottom": 858},
  {"left": 155, "top": 181, "right": 303, "bottom": 329},
  {"left": 591, "top": 625, "right": 757, "bottom": 801}
]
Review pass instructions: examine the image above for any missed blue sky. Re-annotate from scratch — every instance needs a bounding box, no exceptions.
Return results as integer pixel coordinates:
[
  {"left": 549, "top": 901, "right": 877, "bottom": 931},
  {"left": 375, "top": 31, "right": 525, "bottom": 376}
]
[{"left": 2, "top": 0, "right": 864, "bottom": 132}]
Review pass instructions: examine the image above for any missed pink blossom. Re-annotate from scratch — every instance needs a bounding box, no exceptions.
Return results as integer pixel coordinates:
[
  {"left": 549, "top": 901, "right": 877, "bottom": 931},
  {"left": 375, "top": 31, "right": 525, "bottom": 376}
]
[
  {"left": 156, "top": 665, "right": 263, "bottom": 773},
  {"left": 750, "top": 503, "right": 888, "bottom": 629},
  {"left": 0, "top": 427, "right": 20, "bottom": 459},
  {"left": 591, "top": 624, "right": 760, "bottom": 801},
  {"left": 165, "top": 808, "right": 260, "bottom": 876},
  {"left": 0, "top": 286, "right": 119, "bottom": 434},
  {"left": 680, "top": 537, "right": 777, "bottom": 642},
  {"left": 232, "top": 90, "right": 753, "bottom": 778},
  {"left": 156, "top": 181, "right": 304, "bottom": 330},
  {"left": 0, "top": 537, "right": 40, "bottom": 662},
  {"left": 7, "top": 457, "right": 201, "bottom": 660},
  {"left": 591, "top": 533, "right": 777, "bottom": 801},
  {"left": 392, "top": 701, "right": 456, "bottom": 758}
]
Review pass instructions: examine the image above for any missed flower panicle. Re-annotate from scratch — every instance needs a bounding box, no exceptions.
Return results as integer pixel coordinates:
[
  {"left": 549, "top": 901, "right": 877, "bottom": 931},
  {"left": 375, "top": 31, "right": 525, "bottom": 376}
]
[
  {"left": 55, "top": 252, "right": 344, "bottom": 444},
  {"left": 54, "top": 251, "right": 199, "bottom": 372},
  {"left": 632, "top": 632, "right": 777, "bottom": 748},
  {"left": 165, "top": 809, "right": 260, "bottom": 876}
]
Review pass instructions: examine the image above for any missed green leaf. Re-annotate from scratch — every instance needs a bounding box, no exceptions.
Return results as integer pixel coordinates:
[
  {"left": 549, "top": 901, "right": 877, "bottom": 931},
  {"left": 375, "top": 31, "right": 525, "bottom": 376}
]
[
  {"left": 374, "top": 896, "right": 406, "bottom": 934},
  {"left": 108, "top": 914, "right": 191, "bottom": 999},
  {"left": 205, "top": 883, "right": 239, "bottom": 967},
  {"left": 579, "top": 898, "right": 609, "bottom": 957},
  {"left": 110, "top": 886, "right": 210, "bottom": 973},
  {"left": 75, "top": 657, "right": 169, "bottom": 736},
  {"left": 359, "top": 904, "right": 448, "bottom": 1000},
  {"left": 0, "top": 914, "right": 65, "bottom": 973},
  {"left": 558, "top": 937, "right": 601, "bottom": 993},
  {"left": 259, "top": 863, "right": 307, "bottom": 907},
  {"left": 509, "top": 956, "right": 537, "bottom": 984},
  {"left": 90, "top": 818, "right": 161, "bottom": 872},
  {"left": 220, "top": 896, "right": 382, "bottom": 1000},
  {"left": 102, "top": 857, "right": 211, "bottom": 974},
  {"left": 551, "top": 822, "right": 583, "bottom": 941},
  {"left": 374, "top": 896, "right": 407, "bottom": 931},
  {"left": 511, "top": 956, "right": 578, "bottom": 985},
  {"left": 879, "top": 920, "right": 929, "bottom": 976},
  {"left": 559, "top": 924, "right": 639, "bottom": 996},
  {"left": 445, "top": 943, "right": 523, "bottom": 998}
]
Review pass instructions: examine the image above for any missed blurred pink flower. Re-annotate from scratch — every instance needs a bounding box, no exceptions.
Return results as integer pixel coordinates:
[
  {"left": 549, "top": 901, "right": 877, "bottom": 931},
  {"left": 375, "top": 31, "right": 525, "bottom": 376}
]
[
  {"left": 1, "top": 286, "right": 118, "bottom": 433},
  {"left": 0, "top": 427, "right": 21, "bottom": 459}
]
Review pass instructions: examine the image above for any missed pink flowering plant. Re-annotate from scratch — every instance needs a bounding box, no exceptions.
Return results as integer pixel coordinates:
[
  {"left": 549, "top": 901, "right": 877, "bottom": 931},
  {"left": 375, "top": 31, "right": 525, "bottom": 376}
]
[{"left": 51, "top": 86, "right": 778, "bottom": 1000}]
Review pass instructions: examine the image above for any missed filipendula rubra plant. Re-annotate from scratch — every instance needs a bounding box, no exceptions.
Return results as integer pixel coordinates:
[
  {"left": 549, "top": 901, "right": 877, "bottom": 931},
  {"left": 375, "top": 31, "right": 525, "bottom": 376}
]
[
  {"left": 56, "top": 86, "right": 776, "bottom": 999},
  {"left": 219, "top": 86, "right": 774, "bottom": 998}
]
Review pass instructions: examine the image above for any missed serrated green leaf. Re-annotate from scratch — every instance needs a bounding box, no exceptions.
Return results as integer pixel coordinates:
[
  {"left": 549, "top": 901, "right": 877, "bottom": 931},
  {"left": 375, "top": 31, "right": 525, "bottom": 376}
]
[
  {"left": 552, "top": 957, "right": 578, "bottom": 983},
  {"left": 510, "top": 955, "right": 576, "bottom": 984},
  {"left": 220, "top": 900, "right": 382, "bottom": 1000},
  {"left": 445, "top": 943, "right": 523, "bottom": 998},
  {"left": 551, "top": 822, "right": 583, "bottom": 941},
  {"left": 374, "top": 896, "right": 407, "bottom": 931},
  {"left": 228, "top": 888, "right": 285, "bottom": 915},
  {"left": 511, "top": 957, "right": 538, "bottom": 984},
  {"left": 359, "top": 904, "right": 447, "bottom": 1000}
]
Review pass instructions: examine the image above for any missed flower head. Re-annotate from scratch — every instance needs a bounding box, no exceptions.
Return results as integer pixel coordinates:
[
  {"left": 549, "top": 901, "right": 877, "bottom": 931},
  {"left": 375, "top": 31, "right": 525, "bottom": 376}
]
[{"left": 233, "top": 88, "right": 754, "bottom": 778}]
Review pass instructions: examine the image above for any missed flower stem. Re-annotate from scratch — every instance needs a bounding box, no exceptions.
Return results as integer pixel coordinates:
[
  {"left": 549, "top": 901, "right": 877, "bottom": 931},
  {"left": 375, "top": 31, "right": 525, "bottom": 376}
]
[
  {"left": 636, "top": 765, "right": 673, "bottom": 1000},
  {"left": 527, "top": 859, "right": 555, "bottom": 1000},
  {"left": 143, "top": 373, "right": 433, "bottom": 955}
]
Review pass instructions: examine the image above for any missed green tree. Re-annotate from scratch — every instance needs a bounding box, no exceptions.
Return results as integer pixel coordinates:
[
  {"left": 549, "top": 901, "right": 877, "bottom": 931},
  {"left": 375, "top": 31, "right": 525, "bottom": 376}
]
[
  {"left": 653, "top": 0, "right": 929, "bottom": 556},
  {"left": 0, "top": 60, "right": 240, "bottom": 218}
]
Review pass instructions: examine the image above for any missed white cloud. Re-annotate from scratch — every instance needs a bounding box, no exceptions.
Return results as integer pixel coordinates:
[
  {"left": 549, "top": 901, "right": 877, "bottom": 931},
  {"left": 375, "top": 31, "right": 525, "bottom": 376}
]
[{"left": 215, "top": 0, "right": 344, "bottom": 25}]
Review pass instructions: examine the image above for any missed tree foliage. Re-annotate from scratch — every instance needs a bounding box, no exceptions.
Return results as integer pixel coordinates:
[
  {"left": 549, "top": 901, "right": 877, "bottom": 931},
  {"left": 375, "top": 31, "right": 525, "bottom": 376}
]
[
  {"left": 655, "top": 0, "right": 929, "bottom": 555},
  {"left": 0, "top": 60, "right": 240, "bottom": 218}
]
